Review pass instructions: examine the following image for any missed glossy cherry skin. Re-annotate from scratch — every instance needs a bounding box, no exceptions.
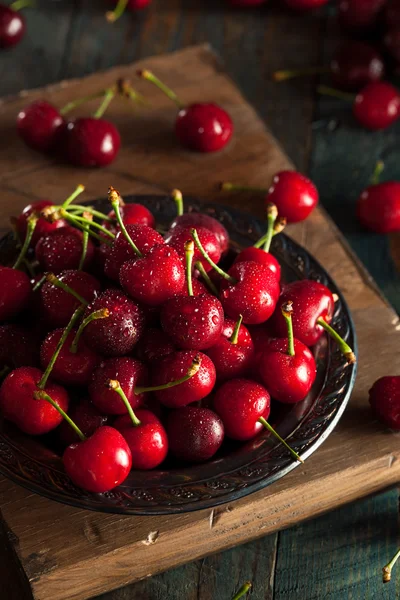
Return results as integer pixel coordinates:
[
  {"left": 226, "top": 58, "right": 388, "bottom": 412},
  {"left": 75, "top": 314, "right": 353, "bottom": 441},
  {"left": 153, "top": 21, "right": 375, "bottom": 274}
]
[
  {"left": 89, "top": 357, "right": 148, "bottom": 414},
  {"left": 0, "top": 367, "right": 69, "bottom": 435},
  {"left": 270, "top": 280, "right": 334, "bottom": 346},
  {"left": 165, "top": 225, "right": 221, "bottom": 273},
  {"left": 213, "top": 378, "right": 270, "bottom": 441},
  {"left": 63, "top": 426, "right": 132, "bottom": 493},
  {"left": 175, "top": 103, "right": 233, "bottom": 153},
  {"left": 283, "top": 0, "right": 327, "bottom": 10},
  {"left": 330, "top": 42, "right": 385, "bottom": 92},
  {"left": 169, "top": 213, "right": 229, "bottom": 255},
  {"left": 267, "top": 171, "right": 318, "bottom": 223},
  {"left": 0, "top": 5, "right": 25, "bottom": 48},
  {"left": 151, "top": 350, "right": 216, "bottom": 408},
  {"left": 161, "top": 294, "right": 224, "bottom": 350},
  {"left": 384, "top": 0, "right": 400, "bottom": 27},
  {"left": 353, "top": 82, "right": 400, "bottom": 131},
  {"left": 58, "top": 398, "right": 108, "bottom": 447},
  {"left": 234, "top": 247, "right": 280, "bottom": 281},
  {"left": 39, "top": 269, "right": 101, "bottom": 329},
  {"left": 258, "top": 338, "right": 316, "bottom": 403},
  {"left": 369, "top": 376, "right": 400, "bottom": 429},
  {"left": 83, "top": 289, "right": 145, "bottom": 356},
  {"left": 16, "top": 199, "right": 67, "bottom": 247},
  {"left": 114, "top": 409, "right": 168, "bottom": 470},
  {"left": 35, "top": 226, "right": 95, "bottom": 273},
  {"left": 205, "top": 318, "right": 255, "bottom": 382},
  {"left": 338, "top": 0, "right": 385, "bottom": 33},
  {"left": 357, "top": 181, "right": 400, "bottom": 233},
  {"left": 135, "top": 328, "right": 176, "bottom": 363},
  {"left": 0, "top": 324, "right": 40, "bottom": 369},
  {"left": 220, "top": 261, "right": 280, "bottom": 325},
  {"left": 17, "top": 101, "right": 64, "bottom": 152},
  {"left": 63, "top": 118, "right": 121, "bottom": 167},
  {"left": 104, "top": 224, "right": 164, "bottom": 281},
  {"left": 40, "top": 330, "right": 99, "bottom": 387},
  {"left": 166, "top": 407, "right": 224, "bottom": 463},
  {"left": 0, "top": 267, "right": 31, "bottom": 321},
  {"left": 120, "top": 244, "right": 185, "bottom": 307},
  {"left": 103, "top": 203, "right": 155, "bottom": 235}
]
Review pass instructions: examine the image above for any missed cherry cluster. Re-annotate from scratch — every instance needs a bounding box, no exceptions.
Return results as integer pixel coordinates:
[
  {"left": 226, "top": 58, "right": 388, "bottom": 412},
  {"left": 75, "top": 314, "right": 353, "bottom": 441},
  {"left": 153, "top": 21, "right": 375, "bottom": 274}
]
[{"left": 0, "top": 182, "right": 355, "bottom": 494}]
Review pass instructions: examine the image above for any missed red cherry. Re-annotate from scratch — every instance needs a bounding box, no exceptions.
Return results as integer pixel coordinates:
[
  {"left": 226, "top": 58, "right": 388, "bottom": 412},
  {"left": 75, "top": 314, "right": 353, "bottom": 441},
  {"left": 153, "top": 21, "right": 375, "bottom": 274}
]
[
  {"left": 63, "top": 426, "right": 131, "bottom": 493},
  {"left": 103, "top": 203, "right": 155, "bottom": 235},
  {"left": 0, "top": 266, "right": 31, "bottom": 321},
  {"left": 151, "top": 350, "right": 216, "bottom": 407},
  {"left": 114, "top": 409, "right": 168, "bottom": 470},
  {"left": 267, "top": 171, "right": 318, "bottom": 223},
  {"left": 40, "top": 330, "right": 99, "bottom": 386},
  {"left": 384, "top": 28, "right": 400, "bottom": 64},
  {"left": 283, "top": 0, "right": 328, "bottom": 10},
  {"left": 338, "top": 0, "right": 385, "bottom": 33},
  {"left": 233, "top": 247, "right": 280, "bottom": 281},
  {"left": 175, "top": 103, "right": 233, "bottom": 153},
  {"left": 369, "top": 376, "right": 400, "bottom": 429},
  {"left": 205, "top": 316, "right": 255, "bottom": 382},
  {"left": 165, "top": 225, "right": 221, "bottom": 273},
  {"left": 17, "top": 101, "right": 64, "bottom": 152},
  {"left": 0, "top": 4, "right": 25, "bottom": 48},
  {"left": 16, "top": 199, "right": 67, "bottom": 246},
  {"left": 0, "top": 366, "right": 69, "bottom": 435},
  {"left": 384, "top": 0, "right": 400, "bottom": 27},
  {"left": 57, "top": 398, "right": 108, "bottom": 447},
  {"left": 166, "top": 407, "right": 224, "bottom": 463},
  {"left": 330, "top": 42, "right": 385, "bottom": 92},
  {"left": 63, "top": 118, "right": 121, "bottom": 167},
  {"left": 35, "top": 226, "right": 95, "bottom": 273},
  {"left": 83, "top": 289, "right": 145, "bottom": 356},
  {"left": 89, "top": 357, "right": 148, "bottom": 414},
  {"left": 353, "top": 82, "right": 400, "bottom": 130},
  {"left": 357, "top": 180, "right": 400, "bottom": 233},
  {"left": 0, "top": 324, "right": 40, "bottom": 369},
  {"left": 169, "top": 212, "right": 229, "bottom": 255},
  {"left": 135, "top": 327, "right": 176, "bottom": 363}
]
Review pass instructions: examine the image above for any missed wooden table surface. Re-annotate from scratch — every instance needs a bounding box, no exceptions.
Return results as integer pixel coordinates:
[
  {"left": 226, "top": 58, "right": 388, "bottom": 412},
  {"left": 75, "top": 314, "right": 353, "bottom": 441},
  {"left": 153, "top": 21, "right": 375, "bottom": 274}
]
[{"left": 2, "top": 1, "right": 400, "bottom": 599}]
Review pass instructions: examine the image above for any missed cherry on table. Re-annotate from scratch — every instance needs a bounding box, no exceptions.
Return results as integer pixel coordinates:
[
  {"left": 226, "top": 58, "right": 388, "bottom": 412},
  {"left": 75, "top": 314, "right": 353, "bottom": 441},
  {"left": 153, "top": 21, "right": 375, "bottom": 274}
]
[
  {"left": 57, "top": 398, "right": 108, "bottom": 447},
  {"left": 166, "top": 406, "right": 224, "bottom": 463},
  {"left": 369, "top": 376, "right": 400, "bottom": 430},
  {"left": 0, "top": 1, "right": 27, "bottom": 49},
  {"left": 330, "top": 42, "right": 385, "bottom": 92},
  {"left": 17, "top": 101, "right": 64, "bottom": 152},
  {"left": 63, "top": 117, "right": 120, "bottom": 168},
  {"left": 353, "top": 82, "right": 400, "bottom": 130},
  {"left": 357, "top": 161, "right": 400, "bottom": 233}
]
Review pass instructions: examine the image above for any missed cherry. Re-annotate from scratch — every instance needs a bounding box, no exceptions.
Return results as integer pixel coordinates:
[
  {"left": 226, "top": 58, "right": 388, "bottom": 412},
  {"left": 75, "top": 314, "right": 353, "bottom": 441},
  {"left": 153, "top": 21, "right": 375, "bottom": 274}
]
[
  {"left": 16, "top": 199, "right": 67, "bottom": 246},
  {"left": 369, "top": 376, "right": 400, "bottom": 430},
  {"left": 103, "top": 202, "right": 155, "bottom": 235},
  {"left": 107, "top": 0, "right": 152, "bottom": 22},
  {"left": 57, "top": 398, "right": 108, "bottom": 447},
  {"left": 384, "top": 0, "right": 400, "bottom": 27},
  {"left": 138, "top": 70, "right": 233, "bottom": 153},
  {"left": 63, "top": 118, "right": 120, "bottom": 167},
  {"left": 0, "top": 366, "right": 69, "bottom": 435},
  {"left": 0, "top": 266, "right": 31, "bottom": 321},
  {"left": 330, "top": 42, "right": 385, "bottom": 92},
  {"left": 151, "top": 350, "right": 216, "bottom": 407},
  {"left": 353, "top": 82, "right": 400, "bottom": 130},
  {"left": 357, "top": 161, "right": 400, "bottom": 233},
  {"left": 17, "top": 101, "right": 64, "bottom": 152},
  {"left": 283, "top": 0, "right": 328, "bottom": 10},
  {"left": 166, "top": 407, "right": 224, "bottom": 463},
  {"left": 383, "top": 28, "right": 400, "bottom": 64},
  {"left": 83, "top": 289, "right": 145, "bottom": 356},
  {"left": 135, "top": 327, "right": 176, "bottom": 363},
  {"left": 35, "top": 226, "right": 95, "bottom": 273},
  {"left": 0, "top": 324, "right": 40, "bottom": 369},
  {"left": 165, "top": 224, "right": 221, "bottom": 273},
  {"left": 0, "top": 1, "right": 26, "bottom": 49},
  {"left": 258, "top": 302, "right": 317, "bottom": 403},
  {"left": 337, "top": 0, "right": 385, "bottom": 33}
]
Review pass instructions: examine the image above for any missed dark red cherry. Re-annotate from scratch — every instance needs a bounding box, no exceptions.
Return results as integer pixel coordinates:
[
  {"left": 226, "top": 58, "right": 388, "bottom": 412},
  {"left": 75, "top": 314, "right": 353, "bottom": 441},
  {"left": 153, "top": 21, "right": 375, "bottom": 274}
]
[
  {"left": 17, "top": 101, "right": 64, "bottom": 152},
  {"left": 63, "top": 426, "right": 131, "bottom": 493},
  {"left": 267, "top": 171, "right": 318, "bottom": 223},
  {"left": 40, "top": 330, "right": 99, "bottom": 386},
  {"left": 175, "top": 103, "right": 233, "bottom": 153},
  {"left": 357, "top": 180, "right": 400, "bottom": 233},
  {"left": 165, "top": 225, "right": 221, "bottom": 272},
  {"left": 0, "top": 266, "right": 31, "bottom": 321},
  {"left": 233, "top": 247, "right": 280, "bottom": 281},
  {"left": 0, "top": 4, "right": 25, "bottom": 48},
  {"left": 353, "top": 82, "right": 400, "bottom": 130},
  {"left": 283, "top": 0, "right": 328, "bottom": 10},
  {"left": 169, "top": 213, "right": 229, "bottom": 255},
  {"left": 0, "top": 324, "right": 40, "bottom": 369},
  {"left": 103, "top": 203, "right": 155, "bottom": 235},
  {"left": 0, "top": 366, "right": 69, "bottom": 435},
  {"left": 205, "top": 317, "right": 255, "bottom": 382},
  {"left": 151, "top": 350, "right": 216, "bottom": 407},
  {"left": 89, "top": 357, "right": 148, "bottom": 414},
  {"left": 369, "top": 376, "right": 400, "bottom": 429},
  {"left": 58, "top": 398, "right": 108, "bottom": 447},
  {"left": 166, "top": 407, "right": 224, "bottom": 463},
  {"left": 114, "top": 408, "right": 168, "bottom": 470},
  {"left": 35, "top": 226, "right": 95, "bottom": 273},
  {"left": 384, "top": 0, "right": 400, "bottom": 27},
  {"left": 63, "top": 118, "right": 121, "bottom": 167},
  {"left": 338, "top": 0, "right": 385, "bottom": 33},
  {"left": 330, "top": 41, "right": 385, "bottom": 92},
  {"left": 135, "top": 328, "right": 176, "bottom": 363},
  {"left": 16, "top": 199, "right": 67, "bottom": 246},
  {"left": 83, "top": 289, "right": 145, "bottom": 356}
]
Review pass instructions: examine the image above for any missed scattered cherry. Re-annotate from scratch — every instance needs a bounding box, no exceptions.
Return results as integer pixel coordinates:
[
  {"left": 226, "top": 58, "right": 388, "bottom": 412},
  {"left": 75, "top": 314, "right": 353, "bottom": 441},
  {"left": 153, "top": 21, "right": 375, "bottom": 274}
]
[
  {"left": 0, "top": 1, "right": 26, "bottom": 49},
  {"left": 17, "top": 101, "right": 64, "bottom": 152},
  {"left": 357, "top": 161, "right": 400, "bottom": 233},
  {"left": 369, "top": 376, "right": 400, "bottom": 430},
  {"left": 330, "top": 42, "right": 385, "bottom": 92},
  {"left": 166, "top": 406, "right": 224, "bottom": 463},
  {"left": 353, "top": 82, "right": 400, "bottom": 130},
  {"left": 63, "top": 118, "right": 120, "bottom": 168}
]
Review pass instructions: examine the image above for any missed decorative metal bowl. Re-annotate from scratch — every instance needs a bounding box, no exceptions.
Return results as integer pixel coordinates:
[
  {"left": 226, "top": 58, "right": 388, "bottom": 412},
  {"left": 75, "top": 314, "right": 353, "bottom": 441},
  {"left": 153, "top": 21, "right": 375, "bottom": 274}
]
[{"left": 0, "top": 195, "right": 357, "bottom": 515}]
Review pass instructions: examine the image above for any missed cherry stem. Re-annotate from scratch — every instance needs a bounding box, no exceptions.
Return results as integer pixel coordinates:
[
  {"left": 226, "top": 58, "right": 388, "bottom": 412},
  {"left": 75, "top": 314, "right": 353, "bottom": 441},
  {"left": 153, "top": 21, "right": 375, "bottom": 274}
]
[
  {"left": 66, "top": 205, "right": 114, "bottom": 222},
  {"left": 13, "top": 214, "right": 37, "bottom": 270},
  {"left": 60, "top": 92, "right": 108, "bottom": 117},
  {"left": 34, "top": 390, "right": 86, "bottom": 442},
  {"left": 273, "top": 66, "right": 329, "bottom": 82},
  {"left": 229, "top": 314, "right": 243, "bottom": 345},
  {"left": 220, "top": 182, "right": 266, "bottom": 194},
  {"left": 258, "top": 417, "right": 303, "bottom": 464},
  {"left": 371, "top": 160, "right": 384, "bottom": 185},
  {"left": 70, "top": 308, "right": 110, "bottom": 354},
  {"left": 109, "top": 187, "right": 143, "bottom": 256},
  {"left": 191, "top": 228, "right": 236, "bottom": 284},
  {"left": 117, "top": 78, "right": 148, "bottom": 107},
  {"left": 282, "top": 301, "right": 295, "bottom": 357},
  {"left": 185, "top": 240, "right": 194, "bottom": 297},
  {"left": 231, "top": 581, "right": 252, "bottom": 600},
  {"left": 60, "top": 211, "right": 113, "bottom": 247},
  {"left": 78, "top": 212, "right": 91, "bottom": 271},
  {"left": 38, "top": 306, "right": 84, "bottom": 390},
  {"left": 108, "top": 380, "right": 141, "bottom": 427},
  {"left": 195, "top": 261, "right": 219, "bottom": 296},
  {"left": 254, "top": 217, "right": 287, "bottom": 248},
  {"left": 45, "top": 273, "right": 89, "bottom": 306},
  {"left": 137, "top": 70, "right": 184, "bottom": 109},
  {"left": 61, "top": 185, "right": 86, "bottom": 209},
  {"left": 10, "top": 0, "right": 34, "bottom": 11},
  {"left": 32, "top": 274, "right": 46, "bottom": 292},
  {"left": 316, "top": 317, "right": 356, "bottom": 364},
  {"left": 134, "top": 355, "right": 201, "bottom": 394},
  {"left": 106, "top": 0, "right": 128, "bottom": 23},
  {"left": 172, "top": 189, "right": 184, "bottom": 217},
  {"left": 93, "top": 87, "right": 115, "bottom": 119},
  {"left": 263, "top": 203, "right": 278, "bottom": 253},
  {"left": 383, "top": 548, "right": 400, "bottom": 583},
  {"left": 317, "top": 85, "right": 355, "bottom": 102},
  {"left": 62, "top": 211, "right": 115, "bottom": 239}
]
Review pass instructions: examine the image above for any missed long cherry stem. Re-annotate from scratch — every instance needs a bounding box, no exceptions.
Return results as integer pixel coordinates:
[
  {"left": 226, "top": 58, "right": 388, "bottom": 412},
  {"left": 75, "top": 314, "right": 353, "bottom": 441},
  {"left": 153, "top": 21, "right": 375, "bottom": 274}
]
[
  {"left": 13, "top": 214, "right": 37, "bottom": 270},
  {"left": 220, "top": 182, "right": 267, "bottom": 194},
  {"left": 117, "top": 78, "right": 148, "bottom": 107},
  {"left": 61, "top": 184, "right": 86, "bottom": 209},
  {"left": 32, "top": 274, "right": 46, "bottom": 292},
  {"left": 38, "top": 306, "right": 84, "bottom": 389},
  {"left": 282, "top": 301, "right": 295, "bottom": 357},
  {"left": 106, "top": 0, "right": 128, "bottom": 22},
  {"left": 93, "top": 87, "right": 116, "bottom": 119},
  {"left": 70, "top": 309, "right": 110, "bottom": 353},
  {"left": 108, "top": 380, "right": 141, "bottom": 427},
  {"left": 258, "top": 417, "right": 303, "bottom": 463},
  {"left": 78, "top": 212, "right": 91, "bottom": 271},
  {"left": 317, "top": 85, "right": 355, "bottom": 102},
  {"left": 60, "top": 92, "right": 108, "bottom": 116},
  {"left": 172, "top": 189, "right": 184, "bottom": 217},
  {"left": 231, "top": 581, "right": 252, "bottom": 600},
  {"left": 137, "top": 70, "right": 184, "bottom": 109},
  {"left": 263, "top": 203, "right": 278, "bottom": 253},
  {"left": 134, "top": 355, "right": 201, "bottom": 394},
  {"left": 191, "top": 228, "right": 236, "bottom": 284},
  {"left": 109, "top": 187, "right": 143, "bottom": 256},
  {"left": 273, "top": 66, "right": 329, "bottom": 82},
  {"left": 62, "top": 211, "right": 115, "bottom": 239},
  {"left": 46, "top": 273, "right": 88, "bottom": 306},
  {"left": 195, "top": 261, "right": 219, "bottom": 296},
  {"left": 316, "top": 317, "right": 356, "bottom": 364},
  {"left": 253, "top": 217, "right": 287, "bottom": 248},
  {"left": 60, "top": 211, "right": 113, "bottom": 246},
  {"left": 371, "top": 160, "right": 384, "bottom": 185},
  {"left": 185, "top": 240, "right": 194, "bottom": 297},
  {"left": 34, "top": 390, "right": 86, "bottom": 441},
  {"left": 67, "top": 205, "right": 114, "bottom": 222},
  {"left": 229, "top": 315, "right": 243, "bottom": 345},
  {"left": 383, "top": 548, "right": 400, "bottom": 583}
]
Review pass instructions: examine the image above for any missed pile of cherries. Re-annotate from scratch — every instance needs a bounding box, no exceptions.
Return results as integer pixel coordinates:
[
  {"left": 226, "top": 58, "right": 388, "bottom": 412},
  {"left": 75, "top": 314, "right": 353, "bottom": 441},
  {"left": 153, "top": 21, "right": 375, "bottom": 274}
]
[{"left": 0, "top": 181, "right": 356, "bottom": 494}]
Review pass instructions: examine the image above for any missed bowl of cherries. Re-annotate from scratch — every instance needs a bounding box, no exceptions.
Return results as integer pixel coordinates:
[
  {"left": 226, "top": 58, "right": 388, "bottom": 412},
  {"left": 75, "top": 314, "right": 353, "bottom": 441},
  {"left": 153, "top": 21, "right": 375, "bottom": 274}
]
[{"left": 0, "top": 185, "right": 357, "bottom": 515}]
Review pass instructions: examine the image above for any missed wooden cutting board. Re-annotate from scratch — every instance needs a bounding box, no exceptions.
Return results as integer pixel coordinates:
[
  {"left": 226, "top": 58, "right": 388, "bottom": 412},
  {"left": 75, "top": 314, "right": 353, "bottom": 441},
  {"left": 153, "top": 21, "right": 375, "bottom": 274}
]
[{"left": 0, "top": 45, "right": 400, "bottom": 600}]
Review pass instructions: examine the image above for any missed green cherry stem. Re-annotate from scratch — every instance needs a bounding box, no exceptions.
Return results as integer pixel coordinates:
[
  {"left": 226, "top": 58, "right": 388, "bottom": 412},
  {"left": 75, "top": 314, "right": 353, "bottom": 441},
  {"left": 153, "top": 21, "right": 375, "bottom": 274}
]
[
  {"left": 282, "top": 301, "right": 295, "bottom": 357},
  {"left": 185, "top": 240, "right": 194, "bottom": 297},
  {"left": 59, "top": 210, "right": 113, "bottom": 246},
  {"left": 108, "top": 379, "right": 141, "bottom": 426},
  {"left": 67, "top": 205, "right": 114, "bottom": 222},
  {"left": 220, "top": 182, "right": 266, "bottom": 194},
  {"left": 134, "top": 355, "right": 201, "bottom": 395},
  {"left": 253, "top": 216, "right": 287, "bottom": 248},
  {"left": 117, "top": 78, "right": 148, "bottom": 107},
  {"left": 13, "top": 214, "right": 37, "bottom": 270},
  {"left": 191, "top": 228, "right": 236, "bottom": 284},
  {"left": 61, "top": 184, "right": 86, "bottom": 209},
  {"left": 258, "top": 417, "right": 304, "bottom": 464},
  {"left": 172, "top": 188, "right": 184, "bottom": 217},
  {"left": 273, "top": 66, "right": 329, "bottom": 82},
  {"left": 78, "top": 212, "right": 91, "bottom": 271},
  {"left": 32, "top": 274, "right": 46, "bottom": 292},
  {"left": 109, "top": 187, "right": 143, "bottom": 256},
  {"left": 195, "top": 261, "right": 219, "bottom": 296},
  {"left": 316, "top": 85, "right": 355, "bottom": 102},
  {"left": 231, "top": 581, "right": 252, "bottom": 600},
  {"left": 45, "top": 273, "right": 88, "bottom": 306},
  {"left": 60, "top": 92, "right": 108, "bottom": 117},
  {"left": 33, "top": 390, "right": 86, "bottom": 441},
  {"left": 106, "top": 0, "right": 128, "bottom": 22},
  {"left": 10, "top": 0, "right": 34, "bottom": 11},
  {"left": 70, "top": 308, "right": 110, "bottom": 354},
  {"left": 229, "top": 314, "right": 243, "bottom": 345},
  {"left": 137, "top": 69, "right": 184, "bottom": 109},
  {"left": 383, "top": 548, "right": 400, "bottom": 583},
  {"left": 62, "top": 211, "right": 115, "bottom": 239},
  {"left": 370, "top": 160, "right": 384, "bottom": 185},
  {"left": 93, "top": 87, "right": 116, "bottom": 119},
  {"left": 263, "top": 203, "right": 278, "bottom": 253},
  {"left": 38, "top": 306, "right": 84, "bottom": 390},
  {"left": 316, "top": 318, "right": 356, "bottom": 364}
]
